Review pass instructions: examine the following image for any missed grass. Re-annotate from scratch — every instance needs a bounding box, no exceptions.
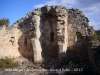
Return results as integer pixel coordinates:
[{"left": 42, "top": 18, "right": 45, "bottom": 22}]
[{"left": 0, "top": 57, "right": 19, "bottom": 68}]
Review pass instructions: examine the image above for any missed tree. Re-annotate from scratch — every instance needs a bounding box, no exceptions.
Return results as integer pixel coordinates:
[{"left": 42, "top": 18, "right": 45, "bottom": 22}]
[
  {"left": 91, "top": 32, "right": 100, "bottom": 41},
  {"left": 0, "top": 18, "right": 10, "bottom": 27},
  {"left": 95, "top": 30, "right": 100, "bottom": 36},
  {"left": 95, "top": 30, "right": 100, "bottom": 41}
]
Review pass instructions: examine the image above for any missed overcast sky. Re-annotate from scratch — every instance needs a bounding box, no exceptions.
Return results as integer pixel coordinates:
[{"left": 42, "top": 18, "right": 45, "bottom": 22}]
[{"left": 0, "top": 0, "right": 100, "bottom": 30}]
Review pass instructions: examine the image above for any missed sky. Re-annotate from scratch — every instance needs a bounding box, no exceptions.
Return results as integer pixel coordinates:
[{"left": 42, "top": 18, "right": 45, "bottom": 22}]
[{"left": 0, "top": 0, "right": 100, "bottom": 30}]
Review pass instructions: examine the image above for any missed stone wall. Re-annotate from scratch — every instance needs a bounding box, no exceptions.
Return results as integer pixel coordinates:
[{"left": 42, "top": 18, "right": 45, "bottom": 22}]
[
  {"left": 67, "top": 8, "right": 94, "bottom": 60},
  {"left": 0, "top": 17, "right": 34, "bottom": 60},
  {"left": 0, "top": 26, "right": 21, "bottom": 58},
  {"left": 0, "top": 5, "right": 95, "bottom": 62},
  {"left": 40, "top": 13, "right": 58, "bottom": 59},
  {"left": 17, "top": 18, "right": 34, "bottom": 59}
]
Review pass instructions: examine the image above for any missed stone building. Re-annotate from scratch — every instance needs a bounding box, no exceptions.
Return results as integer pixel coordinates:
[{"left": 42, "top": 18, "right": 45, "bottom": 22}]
[{"left": 0, "top": 5, "right": 94, "bottom": 62}]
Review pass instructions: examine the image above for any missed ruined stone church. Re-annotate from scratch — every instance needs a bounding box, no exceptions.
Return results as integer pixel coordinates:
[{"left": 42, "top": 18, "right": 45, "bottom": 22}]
[{"left": 0, "top": 5, "right": 94, "bottom": 62}]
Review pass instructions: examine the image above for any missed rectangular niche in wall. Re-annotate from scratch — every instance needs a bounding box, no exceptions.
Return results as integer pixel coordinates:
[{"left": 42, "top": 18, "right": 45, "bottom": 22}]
[
  {"left": 10, "top": 37, "right": 15, "bottom": 46},
  {"left": 76, "top": 32, "right": 82, "bottom": 42},
  {"left": 50, "top": 32, "right": 54, "bottom": 42},
  {"left": 24, "top": 38, "right": 27, "bottom": 46}
]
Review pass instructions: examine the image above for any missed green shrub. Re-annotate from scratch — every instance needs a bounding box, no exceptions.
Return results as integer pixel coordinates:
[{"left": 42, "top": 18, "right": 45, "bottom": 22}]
[
  {"left": 91, "top": 33, "right": 100, "bottom": 41},
  {"left": 95, "top": 30, "right": 100, "bottom": 36},
  {"left": 0, "top": 57, "right": 18, "bottom": 68}
]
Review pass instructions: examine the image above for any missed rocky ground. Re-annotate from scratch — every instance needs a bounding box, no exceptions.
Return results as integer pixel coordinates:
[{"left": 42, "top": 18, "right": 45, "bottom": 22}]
[
  {"left": 0, "top": 57, "right": 65, "bottom": 75},
  {"left": 0, "top": 56, "right": 100, "bottom": 75}
]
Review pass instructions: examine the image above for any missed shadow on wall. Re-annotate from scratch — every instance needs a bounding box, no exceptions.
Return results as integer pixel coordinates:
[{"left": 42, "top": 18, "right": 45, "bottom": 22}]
[
  {"left": 39, "top": 13, "right": 59, "bottom": 61},
  {"left": 16, "top": 13, "right": 59, "bottom": 62},
  {"left": 17, "top": 18, "right": 34, "bottom": 61},
  {"left": 67, "top": 36, "right": 90, "bottom": 61}
]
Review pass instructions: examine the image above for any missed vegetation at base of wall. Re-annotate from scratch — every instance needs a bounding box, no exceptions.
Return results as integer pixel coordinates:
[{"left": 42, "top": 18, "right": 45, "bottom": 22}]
[
  {"left": 0, "top": 18, "right": 10, "bottom": 27},
  {"left": 0, "top": 57, "right": 18, "bottom": 68}
]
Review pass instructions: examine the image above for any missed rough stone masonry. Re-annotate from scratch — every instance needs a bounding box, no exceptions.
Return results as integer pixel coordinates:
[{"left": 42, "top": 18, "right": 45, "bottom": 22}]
[{"left": 0, "top": 5, "right": 95, "bottom": 62}]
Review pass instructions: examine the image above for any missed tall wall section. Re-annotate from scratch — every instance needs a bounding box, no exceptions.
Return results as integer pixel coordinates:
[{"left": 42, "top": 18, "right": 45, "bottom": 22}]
[
  {"left": 67, "top": 9, "right": 94, "bottom": 60},
  {"left": 30, "top": 5, "right": 68, "bottom": 62}
]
